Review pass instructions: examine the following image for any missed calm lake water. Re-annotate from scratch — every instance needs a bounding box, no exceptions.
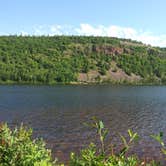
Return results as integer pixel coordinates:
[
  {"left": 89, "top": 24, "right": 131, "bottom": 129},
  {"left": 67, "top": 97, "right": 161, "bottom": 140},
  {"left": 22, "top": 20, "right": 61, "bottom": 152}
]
[{"left": 0, "top": 85, "right": 166, "bottom": 162}]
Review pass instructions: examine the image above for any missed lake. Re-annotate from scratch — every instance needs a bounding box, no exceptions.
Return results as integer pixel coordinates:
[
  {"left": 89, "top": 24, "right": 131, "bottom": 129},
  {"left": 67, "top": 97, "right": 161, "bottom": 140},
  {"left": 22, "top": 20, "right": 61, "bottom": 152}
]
[{"left": 0, "top": 85, "right": 166, "bottom": 162}]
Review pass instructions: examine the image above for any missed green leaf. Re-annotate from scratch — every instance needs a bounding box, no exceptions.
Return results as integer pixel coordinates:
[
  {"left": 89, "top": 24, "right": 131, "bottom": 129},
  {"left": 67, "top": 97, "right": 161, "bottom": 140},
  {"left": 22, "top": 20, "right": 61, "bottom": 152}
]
[{"left": 99, "top": 121, "right": 104, "bottom": 129}]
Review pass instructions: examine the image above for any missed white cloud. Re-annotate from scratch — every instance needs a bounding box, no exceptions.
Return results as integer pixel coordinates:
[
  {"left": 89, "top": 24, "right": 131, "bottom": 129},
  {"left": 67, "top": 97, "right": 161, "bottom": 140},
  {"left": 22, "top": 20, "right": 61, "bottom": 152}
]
[
  {"left": 50, "top": 25, "right": 62, "bottom": 35},
  {"left": 75, "top": 24, "right": 138, "bottom": 39},
  {"left": 18, "top": 24, "right": 166, "bottom": 47},
  {"left": 75, "top": 24, "right": 106, "bottom": 36},
  {"left": 33, "top": 25, "right": 49, "bottom": 35},
  {"left": 75, "top": 24, "right": 166, "bottom": 47},
  {"left": 20, "top": 31, "right": 29, "bottom": 36}
]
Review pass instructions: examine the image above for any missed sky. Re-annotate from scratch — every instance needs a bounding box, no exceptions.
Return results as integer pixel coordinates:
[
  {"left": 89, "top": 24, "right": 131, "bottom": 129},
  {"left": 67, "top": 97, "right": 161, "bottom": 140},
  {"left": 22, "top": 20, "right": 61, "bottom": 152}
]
[{"left": 1, "top": 0, "right": 166, "bottom": 47}]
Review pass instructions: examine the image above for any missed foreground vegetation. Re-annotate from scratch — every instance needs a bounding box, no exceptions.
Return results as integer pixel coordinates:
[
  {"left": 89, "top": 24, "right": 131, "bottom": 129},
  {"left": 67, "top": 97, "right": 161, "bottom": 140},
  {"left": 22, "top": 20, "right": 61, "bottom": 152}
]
[
  {"left": 1, "top": 119, "right": 166, "bottom": 166},
  {"left": 0, "top": 123, "right": 54, "bottom": 166},
  {"left": 0, "top": 36, "right": 166, "bottom": 84}
]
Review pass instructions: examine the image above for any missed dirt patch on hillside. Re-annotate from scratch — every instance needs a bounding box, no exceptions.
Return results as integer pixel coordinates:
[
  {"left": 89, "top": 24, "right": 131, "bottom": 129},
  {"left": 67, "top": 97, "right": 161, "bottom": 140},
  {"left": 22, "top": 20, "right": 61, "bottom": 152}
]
[
  {"left": 78, "top": 71, "right": 100, "bottom": 83},
  {"left": 108, "top": 68, "right": 141, "bottom": 82},
  {"left": 77, "top": 62, "right": 141, "bottom": 83}
]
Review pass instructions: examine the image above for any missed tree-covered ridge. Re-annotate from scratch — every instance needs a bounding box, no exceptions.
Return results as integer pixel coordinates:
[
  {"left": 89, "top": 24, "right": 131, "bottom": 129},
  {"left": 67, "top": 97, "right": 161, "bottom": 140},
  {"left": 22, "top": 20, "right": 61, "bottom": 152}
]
[{"left": 0, "top": 35, "right": 166, "bottom": 84}]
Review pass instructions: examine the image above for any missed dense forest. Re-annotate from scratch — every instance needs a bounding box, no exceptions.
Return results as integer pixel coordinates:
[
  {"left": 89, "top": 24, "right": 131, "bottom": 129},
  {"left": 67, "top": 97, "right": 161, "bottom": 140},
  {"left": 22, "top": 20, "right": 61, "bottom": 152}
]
[{"left": 0, "top": 35, "right": 166, "bottom": 84}]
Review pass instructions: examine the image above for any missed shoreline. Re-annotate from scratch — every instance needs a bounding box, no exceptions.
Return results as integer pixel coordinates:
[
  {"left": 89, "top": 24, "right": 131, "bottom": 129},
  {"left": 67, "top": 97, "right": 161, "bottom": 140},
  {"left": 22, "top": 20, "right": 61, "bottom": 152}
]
[{"left": 0, "top": 80, "right": 165, "bottom": 86}]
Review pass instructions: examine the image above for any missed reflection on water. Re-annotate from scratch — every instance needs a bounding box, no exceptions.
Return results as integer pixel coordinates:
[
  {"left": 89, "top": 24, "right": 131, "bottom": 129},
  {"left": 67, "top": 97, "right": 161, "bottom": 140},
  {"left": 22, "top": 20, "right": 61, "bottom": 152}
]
[{"left": 0, "top": 85, "right": 166, "bottom": 162}]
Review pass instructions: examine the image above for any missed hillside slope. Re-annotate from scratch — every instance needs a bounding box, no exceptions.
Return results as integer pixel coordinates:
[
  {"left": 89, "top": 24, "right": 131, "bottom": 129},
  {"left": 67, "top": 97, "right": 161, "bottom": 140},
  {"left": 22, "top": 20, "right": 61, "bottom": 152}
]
[{"left": 0, "top": 36, "right": 166, "bottom": 84}]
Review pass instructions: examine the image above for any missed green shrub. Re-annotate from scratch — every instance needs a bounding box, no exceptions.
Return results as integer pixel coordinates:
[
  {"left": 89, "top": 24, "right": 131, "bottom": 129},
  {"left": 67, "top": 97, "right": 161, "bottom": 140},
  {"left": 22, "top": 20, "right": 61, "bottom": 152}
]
[
  {"left": 0, "top": 123, "right": 58, "bottom": 166},
  {"left": 152, "top": 132, "right": 166, "bottom": 157},
  {"left": 70, "top": 143, "right": 140, "bottom": 166},
  {"left": 69, "top": 118, "right": 160, "bottom": 166}
]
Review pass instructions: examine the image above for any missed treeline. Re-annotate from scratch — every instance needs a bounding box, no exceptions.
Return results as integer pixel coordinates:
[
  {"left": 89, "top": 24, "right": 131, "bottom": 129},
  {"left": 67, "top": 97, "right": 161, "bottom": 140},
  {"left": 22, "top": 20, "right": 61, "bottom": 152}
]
[{"left": 0, "top": 35, "right": 166, "bottom": 84}]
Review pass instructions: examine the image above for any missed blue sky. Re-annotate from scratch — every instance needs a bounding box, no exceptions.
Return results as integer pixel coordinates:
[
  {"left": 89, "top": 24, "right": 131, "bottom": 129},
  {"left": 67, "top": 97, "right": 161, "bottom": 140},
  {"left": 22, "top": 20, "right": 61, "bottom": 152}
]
[{"left": 1, "top": 0, "right": 166, "bottom": 46}]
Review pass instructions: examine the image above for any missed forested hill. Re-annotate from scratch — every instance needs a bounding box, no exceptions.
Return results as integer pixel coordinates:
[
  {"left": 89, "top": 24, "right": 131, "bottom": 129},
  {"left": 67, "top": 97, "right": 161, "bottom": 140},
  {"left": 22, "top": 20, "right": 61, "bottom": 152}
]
[{"left": 0, "top": 35, "right": 166, "bottom": 84}]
